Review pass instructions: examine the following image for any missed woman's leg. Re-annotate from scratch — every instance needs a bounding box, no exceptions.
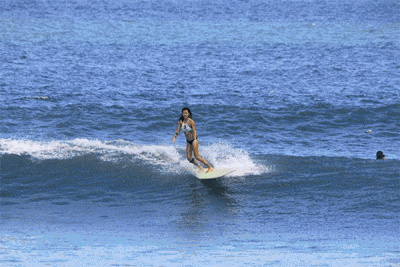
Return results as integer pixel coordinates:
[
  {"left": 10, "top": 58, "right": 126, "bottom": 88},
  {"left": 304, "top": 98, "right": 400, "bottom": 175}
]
[
  {"left": 193, "top": 141, "right": 214, "bottom": 173},
  {"left": 186, "top": 143, "right": 204, "bottom": 172}
]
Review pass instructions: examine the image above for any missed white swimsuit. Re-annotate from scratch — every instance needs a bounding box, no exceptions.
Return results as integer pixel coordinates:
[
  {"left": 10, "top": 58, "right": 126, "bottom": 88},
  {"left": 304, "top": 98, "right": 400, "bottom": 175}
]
[
  {"left": 182, "top": 122, "right": 193, "bottom": 133},
  {"left": 182, "top": 122, "right": 197, "bottom": 144}
]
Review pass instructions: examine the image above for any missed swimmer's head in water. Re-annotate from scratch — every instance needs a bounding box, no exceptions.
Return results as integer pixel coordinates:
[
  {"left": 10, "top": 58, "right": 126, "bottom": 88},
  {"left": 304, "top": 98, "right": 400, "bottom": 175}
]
[{"left": 376, "top": 151, "right": 385, "bottom": 160}]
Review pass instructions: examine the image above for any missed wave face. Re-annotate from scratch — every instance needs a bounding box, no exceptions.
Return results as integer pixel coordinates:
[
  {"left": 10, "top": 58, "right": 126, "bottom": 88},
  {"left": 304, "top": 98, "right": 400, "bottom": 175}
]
[
  {"left": 1, "top": 138, "right": 398, "bottom": 209},
  {"left": 1, "top": 138, "right": 267, "bottom": 204}
]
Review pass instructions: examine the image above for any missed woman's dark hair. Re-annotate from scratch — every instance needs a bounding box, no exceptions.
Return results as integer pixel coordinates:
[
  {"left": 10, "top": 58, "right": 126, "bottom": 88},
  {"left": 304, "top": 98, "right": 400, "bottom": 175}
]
[
  {"left": 179, "top": 107, "right": 193, "bottom": 122},
  {"left": 376, "top": 151, "right": 385, "bottom": 160}
]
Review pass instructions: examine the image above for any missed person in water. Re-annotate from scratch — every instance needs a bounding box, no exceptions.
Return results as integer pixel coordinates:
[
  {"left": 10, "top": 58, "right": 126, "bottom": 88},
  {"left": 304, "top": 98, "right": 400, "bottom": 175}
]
[
  {"left": 376, "top": 151, "right": 385, "bottom": 160},
  {"left": 172, "top": 107, "right": 215, "bottom": 173}
]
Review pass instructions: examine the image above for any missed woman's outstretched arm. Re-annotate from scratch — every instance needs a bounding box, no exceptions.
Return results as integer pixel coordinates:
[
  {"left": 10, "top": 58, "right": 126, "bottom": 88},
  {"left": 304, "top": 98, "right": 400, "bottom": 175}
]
[{"left": 172, "top": 121, "right": 181, "bottom": 144}]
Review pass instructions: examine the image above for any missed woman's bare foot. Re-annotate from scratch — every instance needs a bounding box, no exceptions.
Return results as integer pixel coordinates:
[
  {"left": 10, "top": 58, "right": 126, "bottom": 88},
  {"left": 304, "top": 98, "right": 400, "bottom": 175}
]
[
  {"left": 198, "top": 167, "right": 205, "bottom": 173},
  {"left": 205, "top": 167, "right": 214, "bottom": 173}
]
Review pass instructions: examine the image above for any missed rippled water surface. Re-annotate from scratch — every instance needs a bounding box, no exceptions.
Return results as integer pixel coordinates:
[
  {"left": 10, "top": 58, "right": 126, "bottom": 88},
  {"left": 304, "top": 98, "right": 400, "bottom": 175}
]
[{"left": 1, "top": 0, "right": 400, "bottom": 266}]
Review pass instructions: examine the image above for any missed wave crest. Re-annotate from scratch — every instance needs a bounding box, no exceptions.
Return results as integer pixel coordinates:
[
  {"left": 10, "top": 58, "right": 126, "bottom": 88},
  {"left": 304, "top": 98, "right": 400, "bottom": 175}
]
[{"left": 0, "top": 138, "right": 267, "bottom": 177}]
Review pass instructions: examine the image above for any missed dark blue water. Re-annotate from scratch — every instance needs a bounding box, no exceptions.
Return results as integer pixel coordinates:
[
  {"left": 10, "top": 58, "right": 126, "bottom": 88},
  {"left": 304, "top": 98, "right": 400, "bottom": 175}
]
[{"left": 1, "top": 0, "right": 400, "bottom": 266}]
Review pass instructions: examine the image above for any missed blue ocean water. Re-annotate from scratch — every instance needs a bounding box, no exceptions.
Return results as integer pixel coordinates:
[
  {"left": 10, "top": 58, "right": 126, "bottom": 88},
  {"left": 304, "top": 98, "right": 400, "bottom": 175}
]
[{"left": 1, "top": 0, "right": 400, "bottom": 266}]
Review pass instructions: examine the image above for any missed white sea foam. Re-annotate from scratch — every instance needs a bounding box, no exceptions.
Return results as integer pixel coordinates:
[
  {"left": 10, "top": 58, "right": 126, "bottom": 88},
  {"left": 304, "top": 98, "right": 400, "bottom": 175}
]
[
  {"left": 22, "top": 96, "right": 50, "bottom": 100},
  {"left": 200, "top": 141, "right": 268, "bottom": 176},
  {"left": 0, "top": 138, "right": 268, "bottom": 176}
]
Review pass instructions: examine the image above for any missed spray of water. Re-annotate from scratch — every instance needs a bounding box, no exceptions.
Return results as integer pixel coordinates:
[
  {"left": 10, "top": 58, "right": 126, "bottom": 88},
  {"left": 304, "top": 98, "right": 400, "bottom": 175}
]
[{"left": 1, "top": 138, "right": 268, "bottom": 176}]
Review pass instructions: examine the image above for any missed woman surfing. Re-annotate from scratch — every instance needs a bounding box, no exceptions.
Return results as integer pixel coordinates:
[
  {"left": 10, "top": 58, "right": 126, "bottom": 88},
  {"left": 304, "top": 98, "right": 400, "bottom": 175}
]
[{"left": 172, "top": 107, "right": 214, "bottom": 174}]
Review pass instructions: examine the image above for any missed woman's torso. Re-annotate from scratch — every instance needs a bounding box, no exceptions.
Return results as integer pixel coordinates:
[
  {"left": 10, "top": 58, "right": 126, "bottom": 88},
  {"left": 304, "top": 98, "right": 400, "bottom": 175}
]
[{"left": 181, "top": 120, "right": 196, "bottom": 141}]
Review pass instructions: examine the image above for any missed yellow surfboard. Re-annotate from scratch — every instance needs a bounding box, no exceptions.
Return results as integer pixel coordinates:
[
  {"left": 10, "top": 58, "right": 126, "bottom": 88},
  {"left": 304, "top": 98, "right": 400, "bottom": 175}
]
[{"left": 196, "top": 169, "right": 235, "bottom": 179}]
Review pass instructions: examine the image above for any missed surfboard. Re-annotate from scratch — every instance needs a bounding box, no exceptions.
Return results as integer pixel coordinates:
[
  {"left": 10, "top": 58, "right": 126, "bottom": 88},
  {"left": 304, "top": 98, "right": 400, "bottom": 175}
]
[{"left": 196, "top": 169, "right": 235, "bottom": 179}]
